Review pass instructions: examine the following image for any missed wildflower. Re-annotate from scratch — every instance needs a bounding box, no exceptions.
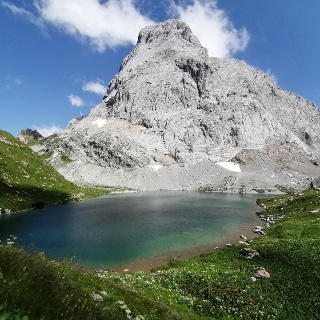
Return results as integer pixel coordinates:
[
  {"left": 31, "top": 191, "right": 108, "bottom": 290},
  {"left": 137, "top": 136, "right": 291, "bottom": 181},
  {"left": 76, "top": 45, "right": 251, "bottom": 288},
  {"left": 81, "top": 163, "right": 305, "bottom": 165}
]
[{"left": 92, "top": 293, "right": 103, "bottom": 301}]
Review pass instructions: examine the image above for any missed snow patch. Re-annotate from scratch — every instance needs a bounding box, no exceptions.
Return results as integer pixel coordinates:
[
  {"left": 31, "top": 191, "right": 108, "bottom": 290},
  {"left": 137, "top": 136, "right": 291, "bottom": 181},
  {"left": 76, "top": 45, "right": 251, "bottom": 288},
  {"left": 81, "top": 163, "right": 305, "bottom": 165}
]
[
  {"left": 149, "top": 165, "right": 163, "bottom": 171},
  {"left": 216, "top": 161, "right": 241, "bottom": 172},
  {"left": 92, "top": 119, "right": 107, "bottom": 128}
]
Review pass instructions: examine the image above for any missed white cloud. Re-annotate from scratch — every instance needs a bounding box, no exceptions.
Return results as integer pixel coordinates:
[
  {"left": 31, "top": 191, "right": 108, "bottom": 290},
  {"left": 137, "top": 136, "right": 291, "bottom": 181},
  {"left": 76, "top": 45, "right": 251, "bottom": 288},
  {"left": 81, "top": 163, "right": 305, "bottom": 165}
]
[
  {"left": 3, "top": 76, "right": 23, "bottom": 90},
  {"left": 14, "top": 78, "right": 22, "bottom": 85},
  {"left": 68, "top": 94, "right": 85, "bottom": 107},
  {"left": 172, "top": 0, "right": 249, "bottom": 59},
  {"left": 36, "top": 0, "right": 154, "bottom": 51},
  {"left": 2, "top": 0, "right": 154, "bottom": 50},
  {"left": 82, "top": 80, "right": 107, "bottom": 96},
  {"left": 3, "top": 0, "right": 249, "bottom": 59},
  {"left": 1, "top": 1, "right": 46, "bottom": 29},
  {"left": 33, "top": 124, "right": 63, "bottom": 137}
]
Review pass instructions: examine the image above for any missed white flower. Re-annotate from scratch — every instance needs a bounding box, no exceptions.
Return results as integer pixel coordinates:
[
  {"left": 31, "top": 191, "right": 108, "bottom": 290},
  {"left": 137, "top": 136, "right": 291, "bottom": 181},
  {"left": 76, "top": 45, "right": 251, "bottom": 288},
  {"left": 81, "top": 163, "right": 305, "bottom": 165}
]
[{"left": 92, "top": 293, "right": 103, "bottom": 301}]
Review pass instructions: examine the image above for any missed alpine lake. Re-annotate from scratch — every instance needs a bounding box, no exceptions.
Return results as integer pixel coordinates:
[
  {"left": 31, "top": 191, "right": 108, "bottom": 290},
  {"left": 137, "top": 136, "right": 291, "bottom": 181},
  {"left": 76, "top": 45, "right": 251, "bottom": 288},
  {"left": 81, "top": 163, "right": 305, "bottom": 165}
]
[{"left": 0, "top": 191, "right": 274, "bottom": 269}]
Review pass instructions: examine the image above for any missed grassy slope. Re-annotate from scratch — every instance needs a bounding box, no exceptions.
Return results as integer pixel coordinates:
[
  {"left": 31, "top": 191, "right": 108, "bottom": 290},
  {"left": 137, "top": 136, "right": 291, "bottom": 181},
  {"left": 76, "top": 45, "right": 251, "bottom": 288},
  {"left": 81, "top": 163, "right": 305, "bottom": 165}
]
[
  {"left": 0, "top": 189, "right": 319, "bottom": 319},
  {"left": 0, "top": 130, "right": 112, "bottom": 212}
]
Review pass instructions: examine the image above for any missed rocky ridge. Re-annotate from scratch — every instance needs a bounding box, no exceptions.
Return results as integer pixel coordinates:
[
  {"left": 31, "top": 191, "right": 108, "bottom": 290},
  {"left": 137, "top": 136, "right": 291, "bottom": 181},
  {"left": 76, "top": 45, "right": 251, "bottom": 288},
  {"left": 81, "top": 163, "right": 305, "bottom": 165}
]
[{"left": 37, "top": 20, "right": 320, "bottom": 191}]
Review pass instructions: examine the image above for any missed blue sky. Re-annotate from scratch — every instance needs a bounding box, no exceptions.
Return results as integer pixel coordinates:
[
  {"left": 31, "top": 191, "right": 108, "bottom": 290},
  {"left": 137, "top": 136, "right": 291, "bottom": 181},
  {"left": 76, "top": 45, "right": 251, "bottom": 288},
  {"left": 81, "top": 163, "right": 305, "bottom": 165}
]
[{"left": 1, "top": 0, "right": 319, "bottom": 137}]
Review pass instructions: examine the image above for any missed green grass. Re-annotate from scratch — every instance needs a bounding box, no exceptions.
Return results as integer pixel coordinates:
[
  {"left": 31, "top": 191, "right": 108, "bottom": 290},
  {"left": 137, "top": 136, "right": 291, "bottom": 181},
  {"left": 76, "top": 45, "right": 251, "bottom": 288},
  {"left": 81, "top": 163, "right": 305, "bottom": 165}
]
[
  {"left": 60, "top": 154, "right": 73, "bottom": 163},
  {"left": 0, "top": 246, "right": 198, "bottom": 320},
  {"left": 39, "top": 150, "right": 54, "bottom": 161},
  {"left": 0, "top": 130, "right": 115, "bottom": 212},
  {"left": 1, "top": 188, "right": 320, "bottom": 319}
]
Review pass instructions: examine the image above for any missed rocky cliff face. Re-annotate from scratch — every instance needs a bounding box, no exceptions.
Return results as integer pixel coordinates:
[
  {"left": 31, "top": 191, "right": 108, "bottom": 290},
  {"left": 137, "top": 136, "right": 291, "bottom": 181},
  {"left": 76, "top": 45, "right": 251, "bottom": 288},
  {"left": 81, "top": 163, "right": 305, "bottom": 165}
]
[{"left": 41, "top": 20, "right": 320, "bottom": 191}]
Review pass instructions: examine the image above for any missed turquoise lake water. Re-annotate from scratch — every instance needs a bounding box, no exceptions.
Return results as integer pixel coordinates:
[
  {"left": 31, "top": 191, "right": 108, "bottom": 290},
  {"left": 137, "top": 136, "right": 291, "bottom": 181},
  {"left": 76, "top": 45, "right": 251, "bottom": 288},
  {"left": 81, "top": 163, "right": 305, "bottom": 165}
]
[{"left": 0, "top": 191, "right": 268, "bottom": 268}]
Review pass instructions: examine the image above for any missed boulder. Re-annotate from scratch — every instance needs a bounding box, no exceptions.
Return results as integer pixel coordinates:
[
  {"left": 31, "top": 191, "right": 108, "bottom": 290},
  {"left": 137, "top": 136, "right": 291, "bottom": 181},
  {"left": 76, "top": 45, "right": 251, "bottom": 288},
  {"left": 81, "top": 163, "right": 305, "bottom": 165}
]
[
  {"left": 253, "top": 267, "right": 270, "bottom": 279},
  {"left": 240, "top": 235, "right": 248, "bottom": 241},
  {"left": 239, "top": 240, "right": 251, "bottom": 246},
  {"left": 240, "top": 247, "right": 259, "bottom": 259}
]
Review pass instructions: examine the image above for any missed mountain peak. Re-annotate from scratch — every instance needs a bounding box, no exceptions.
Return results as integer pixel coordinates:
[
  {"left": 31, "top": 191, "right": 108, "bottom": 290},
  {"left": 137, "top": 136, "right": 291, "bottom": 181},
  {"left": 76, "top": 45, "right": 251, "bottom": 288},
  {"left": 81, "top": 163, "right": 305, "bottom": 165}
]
[
  {"left": 118, "top": 19, "right": 208, "bottom": 72},
  {"left": 137, "top": 19, "right": 201, "bottom": 47}
]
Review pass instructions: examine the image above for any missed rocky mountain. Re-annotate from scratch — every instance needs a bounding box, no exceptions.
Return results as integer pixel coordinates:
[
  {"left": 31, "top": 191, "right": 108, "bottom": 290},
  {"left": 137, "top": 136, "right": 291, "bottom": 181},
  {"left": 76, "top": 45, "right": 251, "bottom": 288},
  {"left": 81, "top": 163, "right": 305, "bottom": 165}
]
[{"left": 39, "top": 20, "right": 320, "bottom": 192}]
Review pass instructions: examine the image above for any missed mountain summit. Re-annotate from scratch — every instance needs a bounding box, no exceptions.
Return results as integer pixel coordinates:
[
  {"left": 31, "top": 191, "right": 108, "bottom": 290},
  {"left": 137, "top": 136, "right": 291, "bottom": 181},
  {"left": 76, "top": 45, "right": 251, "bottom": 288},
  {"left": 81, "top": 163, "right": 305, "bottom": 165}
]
[{"left": 41, "top": 20, "right": 320, "bottom": 191}]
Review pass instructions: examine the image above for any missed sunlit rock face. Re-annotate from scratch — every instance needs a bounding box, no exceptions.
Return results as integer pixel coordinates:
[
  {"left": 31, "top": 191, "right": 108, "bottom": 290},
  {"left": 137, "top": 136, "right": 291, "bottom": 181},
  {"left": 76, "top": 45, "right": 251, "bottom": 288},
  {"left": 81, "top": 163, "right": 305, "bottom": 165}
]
[{"left": 43, "top": 20, "right": 320, "bottom": 191}]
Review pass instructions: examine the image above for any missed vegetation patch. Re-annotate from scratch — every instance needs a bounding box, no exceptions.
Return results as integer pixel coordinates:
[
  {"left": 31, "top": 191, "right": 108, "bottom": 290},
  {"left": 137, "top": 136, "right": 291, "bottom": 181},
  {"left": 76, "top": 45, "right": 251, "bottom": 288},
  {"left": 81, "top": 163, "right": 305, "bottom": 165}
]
[
  {"left": 273, "top": 184, "right": 297, "bottom": 195},
  {"left": 60, "top": 154, "right": 73, "bottom": 163},
  {"left": 39, "top": 150, "right": 54, "bottom": 160},
  {"left": 252, "top": 188, "right": 265, "bottom": 193}
]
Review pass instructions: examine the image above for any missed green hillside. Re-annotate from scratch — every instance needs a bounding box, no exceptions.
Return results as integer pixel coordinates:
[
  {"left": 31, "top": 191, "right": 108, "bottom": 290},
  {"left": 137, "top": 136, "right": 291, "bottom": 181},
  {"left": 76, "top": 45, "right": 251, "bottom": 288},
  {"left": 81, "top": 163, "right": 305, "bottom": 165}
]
[{"left": 0, "top": 130, "right": 112, "bottom": 213}]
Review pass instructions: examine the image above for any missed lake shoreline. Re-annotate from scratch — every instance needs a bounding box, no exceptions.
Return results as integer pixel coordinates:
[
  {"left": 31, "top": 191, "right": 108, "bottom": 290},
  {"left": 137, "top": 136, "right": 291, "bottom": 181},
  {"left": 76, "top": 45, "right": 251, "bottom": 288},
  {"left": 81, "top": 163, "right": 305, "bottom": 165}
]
[{"left": 89, "top": 214, "right": 263, "bottom": 273}]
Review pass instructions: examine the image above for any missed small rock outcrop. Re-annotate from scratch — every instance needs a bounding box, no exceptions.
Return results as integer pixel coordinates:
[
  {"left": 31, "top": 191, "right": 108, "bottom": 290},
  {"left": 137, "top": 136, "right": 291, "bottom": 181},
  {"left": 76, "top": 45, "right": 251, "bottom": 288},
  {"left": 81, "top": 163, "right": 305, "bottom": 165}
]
[
  {"left": 18, "top": 129, "right": 42, "bottom": 144},
  {"left": 240, "top": 248, "right": 259, "bottom": 259},
  {"left": 253, "top": 267, "right": 271, "bottom": 279},
  {"left": 39, "top": 20, "right": 320, "bottom": 191}
]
